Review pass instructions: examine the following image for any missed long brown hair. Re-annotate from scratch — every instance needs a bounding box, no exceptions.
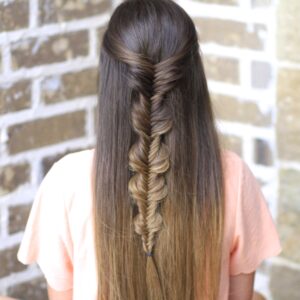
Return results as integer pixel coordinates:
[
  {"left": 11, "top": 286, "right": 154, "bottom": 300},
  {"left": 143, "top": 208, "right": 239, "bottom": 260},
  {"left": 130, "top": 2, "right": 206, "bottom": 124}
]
[{"left": 92, "top": 0, "right": 225, "bottom": 299}]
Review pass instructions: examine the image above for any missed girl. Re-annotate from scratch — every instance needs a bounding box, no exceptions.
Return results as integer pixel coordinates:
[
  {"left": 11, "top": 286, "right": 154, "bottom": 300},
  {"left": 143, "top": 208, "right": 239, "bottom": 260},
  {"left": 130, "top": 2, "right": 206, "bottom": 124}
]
[{"left": 17, "top": 0, "right": 282, "bottom": 299}]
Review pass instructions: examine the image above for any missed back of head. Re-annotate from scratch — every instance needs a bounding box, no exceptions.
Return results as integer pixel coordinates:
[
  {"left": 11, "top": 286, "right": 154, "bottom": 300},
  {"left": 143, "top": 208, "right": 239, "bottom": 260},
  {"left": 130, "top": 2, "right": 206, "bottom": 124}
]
[{"left": 93, "top": 1, "right": 225, "bottom": 299}]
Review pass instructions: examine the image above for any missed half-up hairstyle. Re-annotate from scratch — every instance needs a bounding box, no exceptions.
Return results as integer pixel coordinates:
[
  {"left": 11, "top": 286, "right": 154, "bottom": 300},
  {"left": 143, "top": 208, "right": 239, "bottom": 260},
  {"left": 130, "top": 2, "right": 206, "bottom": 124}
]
[{"left": 92, "top": 0, "right": 225, "bottom": 299}]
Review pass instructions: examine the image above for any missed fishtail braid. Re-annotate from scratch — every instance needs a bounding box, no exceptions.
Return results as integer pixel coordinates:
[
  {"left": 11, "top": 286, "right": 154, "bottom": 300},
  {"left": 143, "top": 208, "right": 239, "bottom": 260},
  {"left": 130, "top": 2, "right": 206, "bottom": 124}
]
[
  {"left": 128, "top": 51, "right": 191, "bottom": 300},
  {"left": 106, "top": 33, "right": 196, "bottom": 299}
]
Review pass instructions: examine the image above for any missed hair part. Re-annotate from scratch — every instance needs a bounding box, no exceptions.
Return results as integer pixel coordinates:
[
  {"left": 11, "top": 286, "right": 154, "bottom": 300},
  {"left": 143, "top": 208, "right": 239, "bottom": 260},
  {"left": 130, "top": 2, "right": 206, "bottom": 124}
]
[{"left": 92, "top": 0, "right": 225, "bottom": 299}]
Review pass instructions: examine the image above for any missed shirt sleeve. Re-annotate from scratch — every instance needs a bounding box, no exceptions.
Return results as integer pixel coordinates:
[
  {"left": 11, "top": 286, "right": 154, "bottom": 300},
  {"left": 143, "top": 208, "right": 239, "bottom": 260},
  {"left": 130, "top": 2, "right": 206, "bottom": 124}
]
[
  {"left": 17, "top": 159, "right": 73, "bottom": 291},
  {"left": 229, "top": 158, "right": 282, "bottom": 275}
]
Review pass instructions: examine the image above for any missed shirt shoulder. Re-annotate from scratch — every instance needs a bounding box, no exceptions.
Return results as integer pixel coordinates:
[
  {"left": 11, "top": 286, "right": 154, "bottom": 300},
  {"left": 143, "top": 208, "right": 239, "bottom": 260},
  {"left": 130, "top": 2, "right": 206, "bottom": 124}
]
[
  {"left": 219, "top": 150, "right": 244, "bottom": 240},
  {"left": 219, "top": 150, "right": 282, "bottom": 275},
  {"left": 55, "top": 147, "right": 95, "bottom": 174},
  {"left": 53, "top": 147, "right": 95, "bottom": 189},
  {"left": 221, "top": 149, "right": 244, "bottom": 171},
  {"left": 50, "top": 147, "right": 95, "bottom": 211},
  {"left": 221, "top": 149, "right": 246, "bottom": 190}
]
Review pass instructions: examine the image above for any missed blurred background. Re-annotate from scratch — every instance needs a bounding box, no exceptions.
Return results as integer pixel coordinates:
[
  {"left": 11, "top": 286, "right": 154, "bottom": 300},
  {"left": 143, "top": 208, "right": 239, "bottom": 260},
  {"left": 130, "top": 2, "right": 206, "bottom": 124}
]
[{"left": 0, "top": 0, "right": 299, "bottom": 299}]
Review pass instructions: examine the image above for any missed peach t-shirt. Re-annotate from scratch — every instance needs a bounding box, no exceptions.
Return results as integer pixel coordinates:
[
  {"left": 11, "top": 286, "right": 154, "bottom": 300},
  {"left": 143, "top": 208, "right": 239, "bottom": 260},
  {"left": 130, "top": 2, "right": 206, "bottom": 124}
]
[{"left": 17, "top": 148, "right": 282, "bottom": 299}]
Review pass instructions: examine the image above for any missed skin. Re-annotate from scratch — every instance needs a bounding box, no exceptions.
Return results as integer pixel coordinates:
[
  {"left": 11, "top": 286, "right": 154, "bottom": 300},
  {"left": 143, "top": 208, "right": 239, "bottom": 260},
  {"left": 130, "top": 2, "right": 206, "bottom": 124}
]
[
  {"left": 47, "top": 286, "right": 73, "bottom": 300},
  {"left": 229, "top": 271, "right": 256, "bottom": 300},
  {"left": 46, "top": 271, "right": 259, "bottom": 300}
]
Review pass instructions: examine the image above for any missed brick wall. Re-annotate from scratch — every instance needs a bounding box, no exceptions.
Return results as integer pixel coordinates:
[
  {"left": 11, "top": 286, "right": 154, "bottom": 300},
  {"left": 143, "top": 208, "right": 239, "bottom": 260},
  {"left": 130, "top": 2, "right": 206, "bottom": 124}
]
[
  {"left": 185, "top": 0, "right": 300, "bottom": 299},
  {"left": 0, "top": 0, "right": 112, "bottom": 298},
  {"left": 187, "top": 0, "right": 279, "bottom": 297},
  {"left": 0, "top": 0, "right": 299, "bottom": 299},
  {"left": 269, "top": 0, "right": 300, "bottom": 299}
]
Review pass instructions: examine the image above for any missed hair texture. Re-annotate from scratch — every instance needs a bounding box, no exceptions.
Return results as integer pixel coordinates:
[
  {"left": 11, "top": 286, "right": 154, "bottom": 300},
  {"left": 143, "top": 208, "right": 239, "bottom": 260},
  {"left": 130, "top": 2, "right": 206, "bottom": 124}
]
[{"left": 92, "top": 0, "right": 225, "bottom": 299}]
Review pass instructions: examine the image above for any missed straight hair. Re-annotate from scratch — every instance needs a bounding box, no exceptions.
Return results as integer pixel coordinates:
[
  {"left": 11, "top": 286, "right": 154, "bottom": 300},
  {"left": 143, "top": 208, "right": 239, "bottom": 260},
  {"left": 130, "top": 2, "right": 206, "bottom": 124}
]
[{"left": 92, "top": 0, "right": 225, "bottom": 299}]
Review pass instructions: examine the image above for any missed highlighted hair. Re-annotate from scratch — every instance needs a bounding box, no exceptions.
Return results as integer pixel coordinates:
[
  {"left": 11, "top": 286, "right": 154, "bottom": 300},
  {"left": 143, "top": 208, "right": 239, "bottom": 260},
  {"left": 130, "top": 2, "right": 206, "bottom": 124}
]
[{"left": 92, "top": 0, "right": 225, "bottom": 299}]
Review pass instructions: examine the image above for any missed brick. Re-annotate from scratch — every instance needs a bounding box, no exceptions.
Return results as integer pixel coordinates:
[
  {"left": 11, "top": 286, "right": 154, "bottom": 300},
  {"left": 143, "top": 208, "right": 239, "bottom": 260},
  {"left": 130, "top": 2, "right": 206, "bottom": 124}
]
[
  {"left": 194, "top": 18, "right": 266, "bottom": 50},
  {"left": 194, "top": 0, "right": 238, "bottom": 5},
  {"left": 11, "top": 31, "right": 89, "bottom": 70},
  {"left": 7, "top": 111, "right": 86, "bottom": 154},
  {"left": 251, "top": 61, "right": 272, "bottom": 89},
  {"left": 0, "top": 245, "right": 27, "bottom": 278},
  {"left": 203, "top": 55, "right": 239, "bottom": 84},
  {"left": 94, "top": 106, "right": 98, "bottom": 134},
  {"left": 277, "top": 0, "right": 300, "bottom": 62},
  {"left": 220, "top": 134, "right": 242, "bottom": 156},
  {"left": 270, "top": 264, "right": 300, "bottom": 300},
  {"left": 0, "top": 0, "right": 29, "bottom": 32},
  {"left": 0, "top": 81, "right": 31, "bottom": 115},
  {"left": 40, "top": 0, "right": 111, "bottom": 25},
  {"left": 97, "top": 26, "right": 108, "bottom": 53},
  {"left": 277, "top": 68, "right": 300, "bottom": 160},
  {"left": 0, "top": 163, "right": 30, "bottom": 196},
  {"left": 41, "top": 68, "right": 98, "bottom": 103},
  {"left": 277, "top": 169, "right": 300, "bottom": 263},
  {"left": 254, "top": 138, "right": 273, "bottom": 166},
  {"left": 7, "top": 276, "right": 48, "bottom": 300},
  {"left": 8, "top": 203, "right": 31, "bottom": 234},
  {"left": 212, "top": 94, "right": 272, "bottom": 126}
]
